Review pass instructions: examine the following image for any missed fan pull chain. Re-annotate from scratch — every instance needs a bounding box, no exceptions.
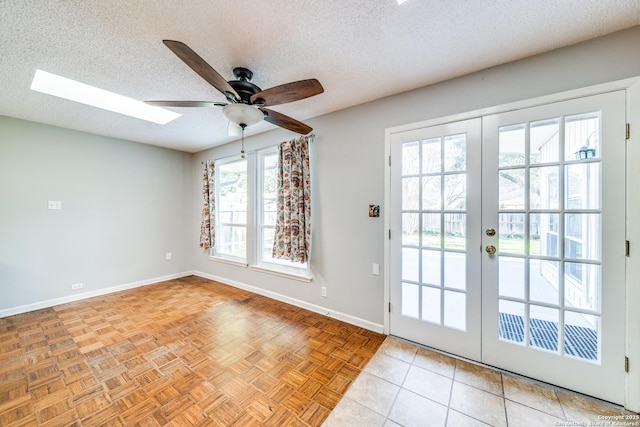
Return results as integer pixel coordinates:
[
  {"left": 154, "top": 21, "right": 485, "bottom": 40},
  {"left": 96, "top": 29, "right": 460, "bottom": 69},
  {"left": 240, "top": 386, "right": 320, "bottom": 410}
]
[{"left": 240, "top": 123, "right": 247, "bottom": 159}]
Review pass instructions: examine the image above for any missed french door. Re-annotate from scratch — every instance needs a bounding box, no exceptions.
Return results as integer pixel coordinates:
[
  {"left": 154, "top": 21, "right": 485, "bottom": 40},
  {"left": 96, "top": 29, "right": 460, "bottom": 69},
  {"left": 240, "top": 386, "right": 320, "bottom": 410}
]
[
  {"left": 388, "top": 91, "right": 626, "bottom": 403},
  {"left": 389, "top": 118, "right": 482, "bottom": 360}
]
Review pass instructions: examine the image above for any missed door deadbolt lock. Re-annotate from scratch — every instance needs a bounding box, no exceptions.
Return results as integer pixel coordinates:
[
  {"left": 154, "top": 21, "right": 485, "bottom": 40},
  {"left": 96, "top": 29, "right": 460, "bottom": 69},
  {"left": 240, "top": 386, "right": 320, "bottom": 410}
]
[
  {"left": 485, "top": 228, "right": 496, "bottom": 237},
  {"left": 485, "top": 245, "right": 497, "bottom": 254}
]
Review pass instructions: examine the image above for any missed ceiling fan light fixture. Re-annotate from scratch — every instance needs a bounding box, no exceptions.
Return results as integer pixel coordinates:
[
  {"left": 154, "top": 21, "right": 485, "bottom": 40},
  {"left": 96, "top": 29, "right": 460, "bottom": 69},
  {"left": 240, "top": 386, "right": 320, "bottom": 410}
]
[{"left": 222, "top": 104, "right": 263, "bottom": 127}]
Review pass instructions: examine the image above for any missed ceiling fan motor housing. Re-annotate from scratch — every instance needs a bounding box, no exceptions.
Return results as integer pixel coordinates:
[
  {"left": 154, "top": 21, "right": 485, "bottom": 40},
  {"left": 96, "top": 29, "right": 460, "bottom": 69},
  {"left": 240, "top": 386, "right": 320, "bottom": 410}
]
[{"left": 228, "top": 67, "right": 264, "bottom": 104}]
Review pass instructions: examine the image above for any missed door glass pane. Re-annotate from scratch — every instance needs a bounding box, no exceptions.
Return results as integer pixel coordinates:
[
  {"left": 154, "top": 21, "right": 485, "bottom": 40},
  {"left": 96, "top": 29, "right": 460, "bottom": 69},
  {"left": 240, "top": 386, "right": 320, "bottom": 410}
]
[
  {"left": 422, "top": 287, "right": 441, "bottom": 324},
  {"left": 529, "top": 305, "right": 559, "bottom": 352},
  {"left": 499, "top": 168, "right": 525, "bottom": 209},
  {"left": 530, "top": 166, "right": 560, "bottom": 209},
  {"left": 564, "top": 262, "right": 600, "bottom": 311},
  {"left": 402, "top": 141, "right": 420, "bottom": 174},
  {"left": 498, "top": 257, "right": 524, "bottom": 299},
  {"left": 402, "top": 213, "right": 419, "bottom": 245},
  {"left": 564, "top": 112, "right": 600, "bottom": 161},
  {"left": 421, "top": 250, "right": 441, "bottom": 286},
  {"left": 422, "top": 213, "right": 440, "bottom": 248},
  {"left": 444, "top": 213, "right": 465, "bottom": 250},
  {"left": 444, "top": 291, "right": 465, "bottom": 330},
  {"left": 443, "top": 134, "right": 466, "bottom": 172},
  {"left": 422, "top": 176, "right": 441, "bottom": 209},
  {"left": 402, "top": 283, "right": 419, "bottom": 319},
  {"left": 530, "top": 213, "right": 559, "bottom": 257},
  {"left": 444, "top": 252, "right": 465, "bottom": 290},
  {"left": 530, "top": 119, "right": 559, "bottom": 164},
  {"left": 499, "top": 213, "right": 525, "bottom": 255},
  {"left": 422, "top": 138, "right": 441, "bottom": 173},
  {"left": 403, "top": 177, "right": 419, "bottom": 210},
  {"left": 564, "top": 311, "right": 599, "bottom": 361},
  {"left": 444, "top": 174, "right": 465, "bottom": 210},
  {"left": 402, "top": 248, "right": 419, "bottom": 282},
  {"left": 530, "top": 259, "right": 559, "bottom": 305},
  {"left": 565, "top": 163, "right": 600, "bottom": 209},
  {"left": 399, "top": 127, "right": 470, "bottom": 335},
  {"left": 564, "top": 214, "right": 600, "bottom": 261},
  {"left": 499, "top": 124, "right": 525, "bottom": 167},
  {"left": 499, "top": 300, "right": 525, "bottom": 344}
]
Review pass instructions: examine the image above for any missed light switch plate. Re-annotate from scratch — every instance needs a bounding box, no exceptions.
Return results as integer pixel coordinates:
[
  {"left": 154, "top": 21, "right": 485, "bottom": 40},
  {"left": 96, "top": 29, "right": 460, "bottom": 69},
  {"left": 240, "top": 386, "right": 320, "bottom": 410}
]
[{"left": 372, "top": 263, "right": 380, "bottom": 275}]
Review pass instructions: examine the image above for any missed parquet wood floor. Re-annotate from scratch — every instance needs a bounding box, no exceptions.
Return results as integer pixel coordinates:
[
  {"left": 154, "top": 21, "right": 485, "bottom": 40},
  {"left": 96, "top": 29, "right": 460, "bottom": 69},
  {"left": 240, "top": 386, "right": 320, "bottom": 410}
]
[{"left": 0, "top": 276, "right": 385, "bottom": 426}]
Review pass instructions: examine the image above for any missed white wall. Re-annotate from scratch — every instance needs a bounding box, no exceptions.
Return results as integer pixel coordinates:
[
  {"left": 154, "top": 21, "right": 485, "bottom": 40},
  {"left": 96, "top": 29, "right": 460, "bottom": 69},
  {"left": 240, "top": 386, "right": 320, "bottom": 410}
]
[
  {"left": 0, "top": 117, "right": 193, "bottom": 314},
  {"left": 1, "top": 26, "right": 639, "bottom": 329},
  {"left": 190, "top": 26, "right": 640, "bottom": 329}
]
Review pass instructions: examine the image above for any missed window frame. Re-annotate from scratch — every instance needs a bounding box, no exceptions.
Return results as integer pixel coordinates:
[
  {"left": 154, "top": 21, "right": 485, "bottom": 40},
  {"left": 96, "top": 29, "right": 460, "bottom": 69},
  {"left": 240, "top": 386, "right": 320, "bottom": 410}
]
[
  {"left": 256, "top": 147, "right": 309, "bottom": 273},
  {"left": 211, "top": 154, "right": 251, "bottom": 266},
  {"left": 209, "top": 147, "right": 311, "bottom": 281}
]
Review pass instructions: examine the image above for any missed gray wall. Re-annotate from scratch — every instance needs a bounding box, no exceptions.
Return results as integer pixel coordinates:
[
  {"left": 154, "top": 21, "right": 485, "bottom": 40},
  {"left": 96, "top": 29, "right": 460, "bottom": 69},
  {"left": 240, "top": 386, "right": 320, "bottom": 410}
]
[
  {"left": 190, "top": 26, "right": 640, "bottom": 328},
  {"left": 0, "top": 117, "right": 192, "bottom": 311},
  {"left": 2, "top": 26, "right": 639, "bottom": 326}
]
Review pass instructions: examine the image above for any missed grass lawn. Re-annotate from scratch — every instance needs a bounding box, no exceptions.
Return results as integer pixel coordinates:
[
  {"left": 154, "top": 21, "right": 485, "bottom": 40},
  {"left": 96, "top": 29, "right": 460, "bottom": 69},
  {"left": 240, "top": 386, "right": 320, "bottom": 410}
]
[{"left": 404, "top": 233, "right": 541, "bottom": 254}]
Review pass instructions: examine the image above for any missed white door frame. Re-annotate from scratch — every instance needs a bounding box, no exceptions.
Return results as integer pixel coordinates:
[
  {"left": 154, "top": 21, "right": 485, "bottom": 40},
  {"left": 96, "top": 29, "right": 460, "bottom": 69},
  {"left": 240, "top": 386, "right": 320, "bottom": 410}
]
[{"left": 384, "top": 76, "right": 640, "bottom": 411}]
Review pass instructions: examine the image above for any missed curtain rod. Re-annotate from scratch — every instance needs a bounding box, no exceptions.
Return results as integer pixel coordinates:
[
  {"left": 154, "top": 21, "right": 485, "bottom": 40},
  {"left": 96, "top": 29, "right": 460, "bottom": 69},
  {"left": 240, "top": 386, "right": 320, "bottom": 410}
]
[{"left": 200, "top": 133, "right": 315, "bottom": 165}]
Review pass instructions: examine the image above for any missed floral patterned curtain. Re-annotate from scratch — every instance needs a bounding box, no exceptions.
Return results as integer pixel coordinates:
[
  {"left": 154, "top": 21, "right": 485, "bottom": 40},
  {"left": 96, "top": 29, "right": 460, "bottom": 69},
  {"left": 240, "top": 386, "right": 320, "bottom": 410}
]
[
  {"left": 272, "top": 135, "right": 312, "bottom": 263},
  {"left": 199, "top": 160, "right": 215, "bottom": 250}
]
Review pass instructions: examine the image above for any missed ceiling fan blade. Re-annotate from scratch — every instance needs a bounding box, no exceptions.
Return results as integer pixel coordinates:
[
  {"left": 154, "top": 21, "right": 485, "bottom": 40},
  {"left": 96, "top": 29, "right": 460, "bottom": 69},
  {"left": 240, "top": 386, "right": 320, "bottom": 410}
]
[
  {"left": 145, "top": 101, "right": 227, "bottom": 108},
  {"left": 250, "top": 79, "right": 323, "bottom": 107},
  {"left": 261, "top": 108, "right": 312, "bottom": 134},
  {"left": 162, "top": 40, "right": 239, "bottom": 102}
]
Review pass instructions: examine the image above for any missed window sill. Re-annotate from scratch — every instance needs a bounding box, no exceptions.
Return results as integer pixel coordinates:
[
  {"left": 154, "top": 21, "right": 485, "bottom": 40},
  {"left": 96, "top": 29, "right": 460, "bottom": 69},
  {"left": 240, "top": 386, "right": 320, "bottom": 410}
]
[
  {"left": 250, "top": 265, "right": 313, "bottom": 283},
  {"left": 208, "top": 256, "right": 248, "bottom": 268}
]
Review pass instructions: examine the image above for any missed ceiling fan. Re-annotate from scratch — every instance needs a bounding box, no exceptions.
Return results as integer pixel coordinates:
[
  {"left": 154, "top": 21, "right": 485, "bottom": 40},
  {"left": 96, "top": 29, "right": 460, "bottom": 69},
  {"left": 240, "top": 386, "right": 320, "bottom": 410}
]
[{"left": 146, "top": 40, "right": 324, "bottom": 135}]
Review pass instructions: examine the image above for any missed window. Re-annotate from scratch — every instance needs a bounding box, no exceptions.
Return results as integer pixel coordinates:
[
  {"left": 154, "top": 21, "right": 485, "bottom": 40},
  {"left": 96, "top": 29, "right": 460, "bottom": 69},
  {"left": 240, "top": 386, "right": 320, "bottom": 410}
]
[
  {"left": 211, "top": 148, "right": 309, "bottom": 276},
  {"left": 257, "top": 149, "right": 308, "bottom": 269},
  {"left": 215, "top": 158, "right": 248, "bottom": 259}
]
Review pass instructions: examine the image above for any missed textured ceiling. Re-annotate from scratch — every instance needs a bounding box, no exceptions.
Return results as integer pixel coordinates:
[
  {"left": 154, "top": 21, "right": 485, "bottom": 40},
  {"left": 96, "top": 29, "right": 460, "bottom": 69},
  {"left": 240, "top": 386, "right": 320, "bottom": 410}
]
[{"left": 1, "top": 0, "right": 639, "bottom": 153}]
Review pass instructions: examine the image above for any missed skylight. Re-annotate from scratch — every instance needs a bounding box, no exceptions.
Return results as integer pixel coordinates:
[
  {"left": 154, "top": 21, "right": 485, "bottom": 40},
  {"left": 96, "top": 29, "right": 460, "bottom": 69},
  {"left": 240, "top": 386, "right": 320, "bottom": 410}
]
[
  {"left": 30, "top": 69, "right": 180, "bottom": 125},
  {"left": 397, "top": 0, "right": 409, "bottom": 4}
]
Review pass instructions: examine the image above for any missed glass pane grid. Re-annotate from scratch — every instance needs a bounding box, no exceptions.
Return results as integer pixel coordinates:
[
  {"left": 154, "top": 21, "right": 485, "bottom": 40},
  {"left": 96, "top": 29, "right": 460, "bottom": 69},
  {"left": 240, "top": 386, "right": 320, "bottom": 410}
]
[
  {"left": 497, "top": 114, "right": 602, "bottom": 362},
  {"left": 401, "top": 136, "right": 467, "bottom": 331}
]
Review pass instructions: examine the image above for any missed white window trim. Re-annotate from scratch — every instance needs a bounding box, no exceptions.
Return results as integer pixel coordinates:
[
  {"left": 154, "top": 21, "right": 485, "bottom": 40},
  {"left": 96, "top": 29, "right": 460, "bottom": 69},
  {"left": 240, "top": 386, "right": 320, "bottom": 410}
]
[
  {"left": 251, "top": 264, "right": 312, "bottom": 282},
  {"left": 208, "top": 255, "right": 248, "bottom": 268},
  {"left": 255, "top": 147, "right": 309, "bottom": 273},
  {"left": 207, "top": 147, "right": 311, "bottom": 280},
  {"left": 213, "top": 154, "right": 251, "bottom": 262}
]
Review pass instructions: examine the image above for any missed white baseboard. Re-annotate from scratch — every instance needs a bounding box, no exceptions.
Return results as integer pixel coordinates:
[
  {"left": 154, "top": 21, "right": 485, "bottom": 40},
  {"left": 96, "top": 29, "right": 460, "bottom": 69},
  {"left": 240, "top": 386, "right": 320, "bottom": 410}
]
[
  {"left": 191, "top": 270, "right": 385, "bottom": 334},
  {"left": 1, "top": 271, "right": 385, "bottom": 336},
  {"left": 0, "top": 272, "right": 192, "bottom": 318}
]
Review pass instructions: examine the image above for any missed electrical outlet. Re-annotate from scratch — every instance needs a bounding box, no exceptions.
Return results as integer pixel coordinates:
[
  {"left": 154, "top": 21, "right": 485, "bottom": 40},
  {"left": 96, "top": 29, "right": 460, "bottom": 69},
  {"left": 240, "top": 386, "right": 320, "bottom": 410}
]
[
  {"left": 165, "top": 252, "right": 172, "bottom": 261},
  {"left": 321, "top": 287, "right": 327, "bottom": 297},
  {"left": 71, "top": 283, "right": 83, "bottom": 290}
]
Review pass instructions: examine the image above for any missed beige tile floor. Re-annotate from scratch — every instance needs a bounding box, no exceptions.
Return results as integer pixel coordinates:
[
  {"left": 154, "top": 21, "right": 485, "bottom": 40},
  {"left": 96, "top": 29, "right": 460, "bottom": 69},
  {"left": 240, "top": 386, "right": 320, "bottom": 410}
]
[{"left": 323, "top": 337, "right": 639, "bottom": 427}]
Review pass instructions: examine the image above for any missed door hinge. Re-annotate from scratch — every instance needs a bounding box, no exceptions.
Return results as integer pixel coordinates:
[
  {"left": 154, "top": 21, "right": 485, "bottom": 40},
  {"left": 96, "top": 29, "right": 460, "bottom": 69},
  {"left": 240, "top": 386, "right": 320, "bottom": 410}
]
[
  {"left": 626, "top": 123, "right": 630, "bottom": 140},
  {"left": 626, "top": 240, "right": 630, "bottom": 257},
  {"left": 389, "top": 229, "right": 391, "bottom": 240},
  {"left": 625, "top": 356, "right": 630, "bottom": 373},
  {"left": 388, "top": 155, "right": 391, "bottom": 166},
  {"left": 388, "top": 302, "right": 391, "bottom": 313}
]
